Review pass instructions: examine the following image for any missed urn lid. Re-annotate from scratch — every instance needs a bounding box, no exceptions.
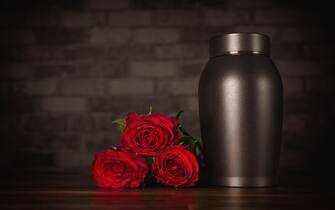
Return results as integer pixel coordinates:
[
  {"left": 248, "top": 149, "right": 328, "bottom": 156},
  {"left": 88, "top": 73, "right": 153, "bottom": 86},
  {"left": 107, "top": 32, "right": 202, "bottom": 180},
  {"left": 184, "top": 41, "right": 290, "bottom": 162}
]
[{"left": 209, "top": 33, "right": 270, "bottom": 57}]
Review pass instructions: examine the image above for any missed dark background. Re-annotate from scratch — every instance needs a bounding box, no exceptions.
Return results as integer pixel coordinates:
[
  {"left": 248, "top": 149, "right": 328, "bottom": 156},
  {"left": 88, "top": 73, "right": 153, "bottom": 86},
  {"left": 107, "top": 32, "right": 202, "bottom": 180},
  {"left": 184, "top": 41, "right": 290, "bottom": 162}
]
[{"left": 0, "top": 0, "right": 334, "bottom": 185}]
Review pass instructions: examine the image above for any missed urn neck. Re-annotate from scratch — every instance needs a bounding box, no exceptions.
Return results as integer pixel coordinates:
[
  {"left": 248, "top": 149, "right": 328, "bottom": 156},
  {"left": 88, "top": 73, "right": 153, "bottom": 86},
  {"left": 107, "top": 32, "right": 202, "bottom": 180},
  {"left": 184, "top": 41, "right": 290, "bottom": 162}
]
[{"left": 209, "top": 33, "right": 270, "bottom": 58}]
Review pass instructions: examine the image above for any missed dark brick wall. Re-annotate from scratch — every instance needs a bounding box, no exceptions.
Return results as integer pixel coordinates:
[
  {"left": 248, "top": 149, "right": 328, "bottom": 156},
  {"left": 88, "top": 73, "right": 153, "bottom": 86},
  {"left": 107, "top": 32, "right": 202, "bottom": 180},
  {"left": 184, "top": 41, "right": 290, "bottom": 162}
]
[{"left": 1, "top": 0, "right": 334, "bottom": 181}]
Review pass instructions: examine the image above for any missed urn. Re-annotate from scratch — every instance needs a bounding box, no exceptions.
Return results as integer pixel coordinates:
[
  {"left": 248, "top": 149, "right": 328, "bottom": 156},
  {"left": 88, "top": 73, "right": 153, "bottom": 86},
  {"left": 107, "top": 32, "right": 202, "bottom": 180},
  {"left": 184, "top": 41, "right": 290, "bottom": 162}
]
[{"left": 198, "top": 33, "right": 283, "bottom": 187}]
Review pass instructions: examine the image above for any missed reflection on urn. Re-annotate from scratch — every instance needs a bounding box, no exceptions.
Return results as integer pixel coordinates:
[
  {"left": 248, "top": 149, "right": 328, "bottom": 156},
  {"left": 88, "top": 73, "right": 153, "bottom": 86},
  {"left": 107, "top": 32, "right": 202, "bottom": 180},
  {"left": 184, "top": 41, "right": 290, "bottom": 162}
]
[{"left": 199, "top": 33, "right": 283, "bottom": 187}]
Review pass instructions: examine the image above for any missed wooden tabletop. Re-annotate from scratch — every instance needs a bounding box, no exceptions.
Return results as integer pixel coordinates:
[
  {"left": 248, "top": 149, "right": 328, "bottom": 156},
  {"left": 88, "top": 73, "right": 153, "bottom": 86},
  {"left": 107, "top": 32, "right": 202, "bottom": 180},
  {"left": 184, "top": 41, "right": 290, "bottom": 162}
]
[{"left": 1, "top": 172, "right": 334, "bottom": 210}]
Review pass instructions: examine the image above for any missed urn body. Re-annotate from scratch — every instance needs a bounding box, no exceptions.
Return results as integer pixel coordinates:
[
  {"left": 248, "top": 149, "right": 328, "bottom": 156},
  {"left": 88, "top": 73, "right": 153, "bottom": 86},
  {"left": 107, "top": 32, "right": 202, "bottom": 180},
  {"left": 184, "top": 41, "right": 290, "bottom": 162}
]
[{"left": 198, "top": 33, "right": 283, "bottom": 187}]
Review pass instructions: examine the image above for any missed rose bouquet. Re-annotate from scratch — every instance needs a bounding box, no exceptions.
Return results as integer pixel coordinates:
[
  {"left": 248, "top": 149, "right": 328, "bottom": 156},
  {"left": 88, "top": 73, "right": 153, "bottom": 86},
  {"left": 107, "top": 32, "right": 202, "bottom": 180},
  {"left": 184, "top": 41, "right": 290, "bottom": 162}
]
[{"left": 92, "top": 108, "right": 203, "bottom": 188}]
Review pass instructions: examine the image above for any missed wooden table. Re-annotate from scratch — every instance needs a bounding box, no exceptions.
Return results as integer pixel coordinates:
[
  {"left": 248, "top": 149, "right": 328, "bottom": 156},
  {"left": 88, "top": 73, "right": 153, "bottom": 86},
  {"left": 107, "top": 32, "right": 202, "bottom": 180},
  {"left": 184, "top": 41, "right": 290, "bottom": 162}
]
[{"left": 1, "top": 173, "right": 334, "bottom": 210}]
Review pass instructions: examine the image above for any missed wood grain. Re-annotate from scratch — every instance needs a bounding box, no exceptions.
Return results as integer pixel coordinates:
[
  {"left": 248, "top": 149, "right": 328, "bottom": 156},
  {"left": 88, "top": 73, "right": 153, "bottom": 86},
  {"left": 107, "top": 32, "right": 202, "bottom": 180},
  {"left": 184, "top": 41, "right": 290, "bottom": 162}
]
[{"left": 0, "top": 173, "right": 334, "bottom": 210}]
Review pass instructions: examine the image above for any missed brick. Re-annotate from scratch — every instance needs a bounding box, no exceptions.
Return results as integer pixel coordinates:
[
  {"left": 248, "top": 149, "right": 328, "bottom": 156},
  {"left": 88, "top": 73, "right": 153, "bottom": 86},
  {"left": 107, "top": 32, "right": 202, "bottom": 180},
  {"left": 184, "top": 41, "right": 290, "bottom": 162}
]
[
  {"left": 282, "top": 77, "right": 303, "bottom": 94},
  {"left": 84, "top": 133, "right": 120, "bottom": 153},
  {"left": 10, "top": 151, "right": 55, "bottom": 169},
  {"left": 232, "top": 26, "right": 280, "bottom": 40},
  {"left": 279, "top": 149, "right": 304, "bottom": 170},
  {"left": 155, "top": 44, "right": 207, "bottom": 59},
  {"left": 41, "top": 97, "right": 88, "bottom": 112},
  {"left": 2, "top": 132, "right": 34, "bottom": 150},
  {"left": 60, "top": 12, "right": 104, "bottom": 27},
  {"left": 8, "top": 13, "right": 59, "bottom": 28},
  {"left": 134, "top": 28, "right": 180, "bottom": 43},
  {"left": 12, "top": 46, "right": 64, "bottom": 61},
  {"left": 0, "top": 47, "right": 12, "bottom": 62},
  {"left": 89, "top": 96, "right": 128, "bottom": 113},
  {"left": 77, "top": 62, "right": 128, "bottom": 78},
  {"left": 157, "top": 78, "right": 199, "bottom": 96},
  {"left": 283, "top": 95, "right": 316, "bottom": 115},
  {"left": 86, "top": 0, "right": 130, "bottom": 10},
  {"left": 89, "top": 96, "right": 183, "bottom": 113},
  {"left": 180, "top": 27, "right": 230, "bottom": 43},
  {"left": 303, "top": 44, "right": 329, "bottom": 58},
  {"left": 305, "top": 78, "right": 335, "bottom": 93},
  {"left": 95, "top": 114, "right": 116, "bottom": 131},
  {"left": 108, "top": 11, "right": 152, "bottom": 26},
  {"left": 63, "top": 46, "right": 105, "bottom": 61},
  {"left": 280, "top": 28, "right": 325, "bottom": 42},
  {"left": 54, "top": 148, "right": 89, "bottom": 169},
  {"left": 12, "top": 47, "right": 50, "bottom": 61},
  {"left": 90, "top": 27, "right": 131, "bottom": 44},
  {"left": 108, "top": 44, "right": 154, "bottom": 60},
  {"left": 204, "top": 10, "right": 249, "bottom": 26},
  {"left": 35, "top": 64, "right": 78, "bottom": 79},
  {"left": 156, "top": 10, "right": 201, "bottom": 26},
  {"left": 73, "top": 64, "right": 98, "bottom": 78},
  {"left": 186, "top": 96, "right": 199, "bottom": 112},
  {"left": 181, "top": 61, "right": 206, "bottom": 77},
  {"left": 1, "top": 95, "right": 38, "bottom": 113},
  {"left": 305, "top": 79, "right": 320, "bottom": 93},
  {"left": 0, "top": 82, "right": 9, "bottom": 95},
  {"left": 283, "top": 114, "right": 305, "bottom": 136},
  {"left": 130, "top": 61, "right": 178, "bottom": 78},
  {"left": 50, "top": 134, "right": 82, "bottom": 150},
  {"left": 133, "top": 0, "right": 213, "bottom": 9},
  {"left": 99, "top": 62, "right": 129, "bottom": 78},
  {"left": 276, "top": 60, "right": 322, "bottom": 76},
  {"left": 226, "top": 0, "right": 276, "bottom": 8},
  {"left": 69, "top": 114, "right": 97, "bottom": 132},
  {"left": 253, "top": 9, "right": 302, "bottom": 25},
  {"left": 101, "top": 132, "right": 121, "bottom": 147},
  {"left": 0, "top": 63, "right": 36, "bottom": 79},
  {"left": 177, "top": 111, "right": 200, "bottom": 135},
  {"left": 60, "top": 79, "right": 103, "bottom": 96},
  {"left": 1, "top": 1, "right": 332, "bottom": 175},
  {"left": 19, "top": 79, "right": 58, "bottom": 96},
  {"left": 0, "top": 12, "right": 57, "bottom": 28},
  {"left": 105, "top": 79, "right": 154, "bottom": 95},
  {"left": 283, "top": 135, "right": 306, "bottom": 150},
  {"left": 304, "top": 113, "right": 324, "bottom": 131},
  {"left": 0, "top": 30, "right": 35, "bottom": 46},
  {"left": 21, "top": 114, "right": 68, "bottom": 133},
  {"left": 35, "top": 28, "right": 89, "bottom": 45},
  {"left": 272, "top": 43, "right": 304, "bottom": 59}
]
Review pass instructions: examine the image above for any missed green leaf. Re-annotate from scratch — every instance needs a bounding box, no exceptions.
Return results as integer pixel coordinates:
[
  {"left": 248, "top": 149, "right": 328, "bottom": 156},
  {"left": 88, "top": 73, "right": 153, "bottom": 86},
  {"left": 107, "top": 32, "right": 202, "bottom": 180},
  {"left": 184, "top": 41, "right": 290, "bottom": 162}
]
[
  {"left": 178, "top": 129, "right": 204, "bottom": 162},
  {"left": 193, "top": 136, "right": 203, "bottom": 149},
  {"left": 175, "top": 110, "right": 184, "bottom": 120},
  {"left": 176, "top": 114, "right": 204, "bottom": 166},
  {"left": 179, "top": 136, "right": 194, "bottom": 146},
  {"left": 178, "top": 125, "right": 192, "bottom": 137},
  {"left": 179, "top": 136, "right": 201, "bottom": 153},
  {"left": 147, "top": 105, "right": 153, "bottom": 115},
  {"left": 112, "top": 118, "right": 126, "bottom": 131},
  {"left": 145, "top": 156, "right": 156, "bottom": 165}
]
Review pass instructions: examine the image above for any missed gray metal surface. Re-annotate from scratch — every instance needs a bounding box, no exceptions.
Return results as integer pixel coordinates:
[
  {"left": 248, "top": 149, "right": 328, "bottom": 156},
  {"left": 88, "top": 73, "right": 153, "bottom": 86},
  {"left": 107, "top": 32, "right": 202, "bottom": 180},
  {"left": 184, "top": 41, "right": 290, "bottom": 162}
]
[
  {"left": 210, "top": 33, "right": 270, "bottom": 57},
  {"left": 199, "top": 33, "right": 283, "bottom": 187}
]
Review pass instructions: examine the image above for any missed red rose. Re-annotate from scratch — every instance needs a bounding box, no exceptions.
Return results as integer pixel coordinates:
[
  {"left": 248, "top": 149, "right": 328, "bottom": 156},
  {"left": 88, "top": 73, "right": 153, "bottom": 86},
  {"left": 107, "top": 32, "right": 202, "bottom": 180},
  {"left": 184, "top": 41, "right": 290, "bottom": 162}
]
[
  {"left": 152, "top": 145, "right": 199, "bottom": 187},
  {"left": 120, "top": 112, "right": 179, "bottom": 156},
  {"left": 92, "top": 146, "right": 149, "bottom": 188}
]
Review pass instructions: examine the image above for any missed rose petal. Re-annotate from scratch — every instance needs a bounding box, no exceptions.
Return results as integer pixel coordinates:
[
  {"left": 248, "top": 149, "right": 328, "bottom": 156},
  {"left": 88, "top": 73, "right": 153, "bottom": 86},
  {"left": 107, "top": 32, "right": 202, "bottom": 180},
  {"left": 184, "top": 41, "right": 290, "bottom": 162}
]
[{"left": 92, "top": 147, "right": 149, "bottom": 188}]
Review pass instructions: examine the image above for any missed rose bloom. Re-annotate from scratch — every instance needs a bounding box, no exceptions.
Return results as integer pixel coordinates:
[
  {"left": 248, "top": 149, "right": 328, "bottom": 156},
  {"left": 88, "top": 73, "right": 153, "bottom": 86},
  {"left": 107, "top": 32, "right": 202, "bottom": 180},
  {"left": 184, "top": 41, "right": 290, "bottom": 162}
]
[
  {"left": 92, "top": 146, "right": 149, "bottom": 188},
  {"left": 120, "top": 112, "right": 179, "bottom": 156},
  {"left": 152, "top": 145, "right": 199, "bottom": 188}
]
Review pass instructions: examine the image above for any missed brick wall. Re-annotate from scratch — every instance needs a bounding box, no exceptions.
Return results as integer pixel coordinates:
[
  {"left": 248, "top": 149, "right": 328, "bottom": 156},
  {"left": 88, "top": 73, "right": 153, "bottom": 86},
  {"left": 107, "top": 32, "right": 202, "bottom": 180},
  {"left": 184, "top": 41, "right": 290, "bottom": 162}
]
[{"left": 1, "top": 0, "right": 334, "bottom": 180}]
